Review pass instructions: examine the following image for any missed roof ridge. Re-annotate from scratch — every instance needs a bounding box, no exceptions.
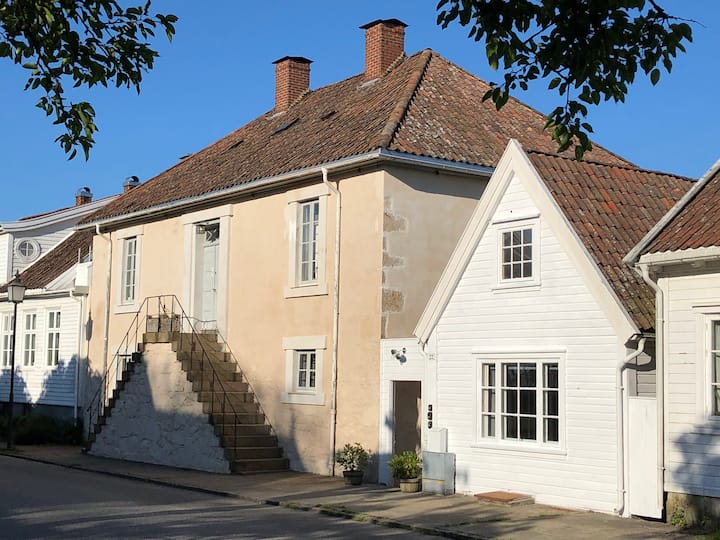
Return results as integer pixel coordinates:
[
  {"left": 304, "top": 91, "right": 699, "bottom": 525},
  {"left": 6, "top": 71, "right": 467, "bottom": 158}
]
[
  {"left": 371, "top": 49, "right": 433, "bottom": 149},
  {"left": 526, "top": 148, "right": 694, "bottom": 182}
]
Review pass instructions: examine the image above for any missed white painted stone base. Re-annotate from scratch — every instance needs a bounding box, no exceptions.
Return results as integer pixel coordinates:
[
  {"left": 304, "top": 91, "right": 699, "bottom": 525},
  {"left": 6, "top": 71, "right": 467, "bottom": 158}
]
[{"left": 89, "top": 343, "right": 230, "bottom": 473}]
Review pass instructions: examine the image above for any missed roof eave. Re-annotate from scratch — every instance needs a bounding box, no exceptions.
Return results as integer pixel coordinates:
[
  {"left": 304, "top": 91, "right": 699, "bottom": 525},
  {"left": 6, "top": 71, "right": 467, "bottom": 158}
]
[
  {"left": 638, "top": 246, "right": 720, "bottom": 268},
  {"left": 80, "top": 150, "right": 493, "bottom": 231}
]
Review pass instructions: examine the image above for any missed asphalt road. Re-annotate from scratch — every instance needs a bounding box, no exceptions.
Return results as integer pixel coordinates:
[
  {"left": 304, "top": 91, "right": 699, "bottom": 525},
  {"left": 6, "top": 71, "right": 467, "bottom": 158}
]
[{"left": 0, "top": 456, "right": 423, "bottom": 539}]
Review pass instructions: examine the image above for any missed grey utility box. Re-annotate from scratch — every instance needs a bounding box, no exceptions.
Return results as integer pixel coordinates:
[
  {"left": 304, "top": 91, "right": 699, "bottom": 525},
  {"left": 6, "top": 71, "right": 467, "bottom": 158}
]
[{"left": 422, "top": 451, "right": 455, "bottom": 495}]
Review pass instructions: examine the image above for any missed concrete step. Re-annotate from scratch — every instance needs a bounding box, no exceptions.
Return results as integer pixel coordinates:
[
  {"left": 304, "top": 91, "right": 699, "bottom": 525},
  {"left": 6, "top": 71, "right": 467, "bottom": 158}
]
[
  {"left": 180, "top": 356, "right": 237, "bottom": 374},
  {"left": 143, "top": 331, "right": 181, "bottom": 343},
  {"left": 191, "top": 379, "right": 249, "bottom": 393},
  {"left": 201, "top": 399, "right": 259, "bottom": 414},
  {"left": 173, "top": 336, "right": 224, "bottom": 353},
  {"left": 176, "top": 350, "right": 233, "bottom": 364},
  {"left": 213, "top": 422, "right": 270, "bottom": 436},
  {"left": 184, "top": 367, "right": 244, "bottom": 384},
  {"left": 210, "top": 412, "right": 265, "bottom": 425},
  {"left": 231, "top": 457, "right": 289, "bottom": 473},
  {"left": 216, "top": 432, "right": 277, "bottom": 448},
  {"left": 224, "top": 446, "right": 283, "bottom": 460}
]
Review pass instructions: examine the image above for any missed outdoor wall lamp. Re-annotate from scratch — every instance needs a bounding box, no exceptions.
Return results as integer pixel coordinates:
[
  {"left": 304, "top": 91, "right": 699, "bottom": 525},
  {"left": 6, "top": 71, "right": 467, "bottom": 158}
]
[
  {"left": 390, "top": 347, "right": 407, "bottom": 363},
  {"left": 6, "top": 271, "right": 26, "bottom": 451}
]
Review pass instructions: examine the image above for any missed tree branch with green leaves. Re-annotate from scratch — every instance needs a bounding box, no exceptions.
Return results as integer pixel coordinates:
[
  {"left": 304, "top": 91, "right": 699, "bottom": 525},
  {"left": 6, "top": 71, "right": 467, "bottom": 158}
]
[
  {"left": 437, "top": 0, "right": 694, "bottom": 159},
  {"left": 0, "top": 0, "right": 177, "bottom": 159}
]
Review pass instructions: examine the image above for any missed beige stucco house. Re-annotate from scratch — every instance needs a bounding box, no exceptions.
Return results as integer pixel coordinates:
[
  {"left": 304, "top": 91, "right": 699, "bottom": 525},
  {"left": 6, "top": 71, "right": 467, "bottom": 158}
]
[{"left": 78, "top": 19, "right": 627, "bottom": 477}]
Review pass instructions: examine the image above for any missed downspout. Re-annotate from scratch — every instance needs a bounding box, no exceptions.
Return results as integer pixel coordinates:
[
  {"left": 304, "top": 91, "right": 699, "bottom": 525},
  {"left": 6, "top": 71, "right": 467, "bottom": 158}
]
[
  {"left": 96, "top": 224, "right": 112, "bottom": 399},
  {"left": 322, "top": 167, "right": 341, "bottom": 476},
  {"left": 617, "top": 335, "right": 647, "bottom": 516},
  {"left": 639, "top": 262, "right": 665, "bottom": 515}
]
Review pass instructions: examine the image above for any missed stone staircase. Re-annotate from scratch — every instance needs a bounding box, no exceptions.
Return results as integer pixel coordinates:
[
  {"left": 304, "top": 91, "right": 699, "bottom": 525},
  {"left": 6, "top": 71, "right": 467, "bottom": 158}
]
[{"left": 87, "top": 329, "right": 288, "bottom": 474}]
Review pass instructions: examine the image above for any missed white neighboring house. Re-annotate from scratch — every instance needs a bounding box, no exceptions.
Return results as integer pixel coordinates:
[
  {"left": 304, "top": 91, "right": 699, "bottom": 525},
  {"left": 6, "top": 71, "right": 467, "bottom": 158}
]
[
  {"left": 626, "top": 159, "right": 720, "bottom": 524},
  {"left": 413, "top": 140, "right": 691, "bottom": 516},
  {"left": 0, "top": 187, "right": 120, "bottom": 420}
]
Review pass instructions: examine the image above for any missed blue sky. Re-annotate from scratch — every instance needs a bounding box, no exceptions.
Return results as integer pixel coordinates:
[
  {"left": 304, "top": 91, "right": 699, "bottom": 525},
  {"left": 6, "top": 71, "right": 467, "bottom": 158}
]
[{"left": 0, "top": 1, "right": 717, "bottom": 219}]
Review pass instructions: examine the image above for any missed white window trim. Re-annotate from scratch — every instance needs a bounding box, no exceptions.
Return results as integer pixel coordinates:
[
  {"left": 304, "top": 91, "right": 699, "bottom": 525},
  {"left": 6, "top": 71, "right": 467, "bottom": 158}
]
[
  {"left": 114, "top": 225, "right": 144, "bottom": 314},
  {"left": 1, "top": 312, "right": 14, "bottom": 368},
  {"left": 492, "top": 218, "right": 541, "bottom": 292},
  {"left": 181, "top": 205, "right": 233, "bottom": 336},
  {"left": 281, "top": 335, "right": 326, "bottom": 405},
  {"left": 472, "top": 350, "right": 566, "bottom": 454},
  {"left": 690, "top": 305, "right": 720, "bottom": 432},
  {"left": 22, "top": 310, "right": 37, "bottom": 368},
  {"left": 285, "top": 184, "right": 329, "bottom": 298},
  {"left": 46, "top": 308, "right": 62, "bottom": 367}
]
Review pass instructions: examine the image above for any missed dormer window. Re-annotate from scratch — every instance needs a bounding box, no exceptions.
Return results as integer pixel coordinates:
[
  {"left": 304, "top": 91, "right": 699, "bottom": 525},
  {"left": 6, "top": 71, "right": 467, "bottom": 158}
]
[{"left": 15, "top": 239, "right": 40, "bottom": 263}]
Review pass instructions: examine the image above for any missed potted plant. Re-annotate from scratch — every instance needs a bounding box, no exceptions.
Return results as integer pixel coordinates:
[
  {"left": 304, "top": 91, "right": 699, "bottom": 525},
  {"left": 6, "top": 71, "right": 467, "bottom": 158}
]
[
  {"left": 335, "top": 442, "right": 370, "bottom": 486},
  {"left": 388, "top": 450, "right": 422, "bottom": 492}
]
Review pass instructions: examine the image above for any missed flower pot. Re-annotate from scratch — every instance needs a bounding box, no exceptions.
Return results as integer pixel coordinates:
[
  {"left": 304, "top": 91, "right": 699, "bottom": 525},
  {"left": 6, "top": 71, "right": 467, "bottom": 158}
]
[
  {"left": 399, "top": 478, "right": 421, "bottom": 493},
  {"left": 343, "top": 470, "right": 364, "bottom": 486}
]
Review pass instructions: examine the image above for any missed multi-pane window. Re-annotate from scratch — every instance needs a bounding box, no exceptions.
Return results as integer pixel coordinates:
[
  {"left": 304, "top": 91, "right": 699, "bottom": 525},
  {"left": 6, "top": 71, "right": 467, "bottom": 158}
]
[
  {"left": 121, "top": 236, "right": 138, "bottom": 304},
  {"left": 297, "top": 200, "right": 319, "bottom": 285},
  {"left": 481, "top": 360, "right": 560, "bottom": 444},
  {"left": 711, "top": 321, "right": 720, "bottom": 416},
  {"left": 1, "top": 314, "right": 14, "bottom": 367},
  {"left": 23, "top": 313, "right": 37, "bottom": 367},
  {"left": 501, "top": 228, "right": 533, "bottom": 280},
  {"left": 295, "top": 350, "right": 317, "bottom": 391},
  {"left": 47, "top": 311, "right": 61, "bottom": 366}
]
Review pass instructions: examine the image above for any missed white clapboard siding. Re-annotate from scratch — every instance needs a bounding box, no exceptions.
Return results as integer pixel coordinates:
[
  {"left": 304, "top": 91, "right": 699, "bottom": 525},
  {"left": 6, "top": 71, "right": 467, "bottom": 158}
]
[
  {"left": 662, "top": 271, "right": 720, "bottom": 497},
  {"left": 433, "top": 174, "right": 622, "bottom": 513},
  {"left": 0, "top": 297, "right": 80, "bottom": 407}
]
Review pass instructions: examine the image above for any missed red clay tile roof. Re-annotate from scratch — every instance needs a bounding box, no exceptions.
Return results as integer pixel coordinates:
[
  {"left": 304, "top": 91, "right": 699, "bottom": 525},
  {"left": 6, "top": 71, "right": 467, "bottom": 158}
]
[
  {"left": 528, "top": 151, "right": 692, "bottom": 331},
  {"left": 82, "top": 50, "right": 628, "bottom": 225},
  {"left": 1, "top": 230, "right": 94, "bottom": 291},
  {"left": 644, "top": 164, "right": 720, "bottom": 254}
]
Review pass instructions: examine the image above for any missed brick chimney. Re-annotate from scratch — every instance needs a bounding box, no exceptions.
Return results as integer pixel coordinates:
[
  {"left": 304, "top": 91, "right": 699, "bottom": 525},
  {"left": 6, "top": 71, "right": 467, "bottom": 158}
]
[
  {"left": 359, "top": 19, "right": 407, "bottom": 80},
  {"left": 272, "top": 56, "right": 312, "bottom": 112},
  {"left": 123, "top": 175, "right": 140, "bottom": 193},
  {"left": 75, "top": 186, "right": 92, "bottom": 206}
]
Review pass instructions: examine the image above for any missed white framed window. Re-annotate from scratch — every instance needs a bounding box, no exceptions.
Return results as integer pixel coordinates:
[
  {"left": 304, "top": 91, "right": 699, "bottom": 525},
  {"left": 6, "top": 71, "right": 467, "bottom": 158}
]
[
  {"left": 15, "top": 238, "right": 41, "bottom": 263},
  {"left": 709, "top": 319, "right": 720, "bottom": 416},
  {"left": 121, "top": 237, "right": 138, "bottom": 304},
  {"left": 285, "top": 184, "right": 329, "bottom": 298},
  {"left": 1, "top": 313, "right": 14, "bottom": 367},
  {"left": 281, "top": 335, "right": 326, "bottom": 405},
  {"left": 494, "top": 219, "right": 540, "bottom": 290},
  {"left": 47, "top": 310, "right": 61, "bottom": 366},
  {"left": 114, "top": 226, "right": 143, "bottom": 313},
  {"left": 22, "top": 312, "right": 37, "bottom": 367},
  {"left": 475, "top": 351, "right": 564, "bottom": 450}
]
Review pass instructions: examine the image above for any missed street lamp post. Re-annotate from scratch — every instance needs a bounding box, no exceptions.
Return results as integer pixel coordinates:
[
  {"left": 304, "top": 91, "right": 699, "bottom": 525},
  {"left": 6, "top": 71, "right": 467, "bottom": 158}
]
[{"left": 6, "top": 271, "right": 26, "bottom": 450}]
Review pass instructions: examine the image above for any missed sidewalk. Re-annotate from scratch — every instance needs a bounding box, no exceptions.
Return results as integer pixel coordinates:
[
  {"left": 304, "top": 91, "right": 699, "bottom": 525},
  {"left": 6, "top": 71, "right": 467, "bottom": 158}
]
[{"left": 1, "top": 445, "right": 691, "bottom": 539}]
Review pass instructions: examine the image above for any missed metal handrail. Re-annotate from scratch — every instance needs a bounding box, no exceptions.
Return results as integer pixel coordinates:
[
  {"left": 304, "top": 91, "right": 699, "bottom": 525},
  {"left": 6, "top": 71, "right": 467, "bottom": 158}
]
[{"left": 85, "top": 295, "right": 274, "bottom": 462}]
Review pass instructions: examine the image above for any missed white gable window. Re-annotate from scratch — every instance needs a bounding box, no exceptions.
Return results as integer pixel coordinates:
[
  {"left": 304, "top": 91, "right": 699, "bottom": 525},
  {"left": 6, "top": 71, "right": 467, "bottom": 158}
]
[
  {"left": 47, "top": 310, "right": 61, "bottom": 366},
  {"left": 476, "top": 351, "right": 564, "bottom": 450},
  {"left": 1, "top": 313, "right": 14, "bottom": 367},
  {"left": 15, "top": 239, "right": 41, "bottom": 263},
  {"left": 281, "top": 335, "right": 326, "bottom": 405},
  {"left": 121, "top": 237, "right": 138, "bottom": 304},
  {"left": 23, "top": 313, "right": 37, "bottom": 367},
  {"left": 285, "top": 184, "right": 329, "bottom": 298},
  {"left": 494, "top": 219, "right": 540, "bottom": 290}
]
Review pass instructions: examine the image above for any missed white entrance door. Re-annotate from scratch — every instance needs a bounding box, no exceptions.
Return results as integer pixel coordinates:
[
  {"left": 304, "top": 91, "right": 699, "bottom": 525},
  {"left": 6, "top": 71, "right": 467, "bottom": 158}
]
[{"left": 194, "top": 222, "right": 220, "bottom": 329}]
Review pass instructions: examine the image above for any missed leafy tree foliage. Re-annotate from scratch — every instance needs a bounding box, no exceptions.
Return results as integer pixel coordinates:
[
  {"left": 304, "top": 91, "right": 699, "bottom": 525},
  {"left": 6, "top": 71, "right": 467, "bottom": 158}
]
[
  {"left": 437, "top": 0, "right": 693, "bottom": 159},
  {"left": 0, "top": 1, "right": 177, "bottom": 159}
]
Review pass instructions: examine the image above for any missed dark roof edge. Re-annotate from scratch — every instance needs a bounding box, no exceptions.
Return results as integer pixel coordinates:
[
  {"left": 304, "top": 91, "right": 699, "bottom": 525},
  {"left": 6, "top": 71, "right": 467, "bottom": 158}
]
[
  {"left": 624, "top": 157, "right": 720, "bottom": 266},
  {"left": 79, "top": 149, "right": 493, "bottom": 232}
]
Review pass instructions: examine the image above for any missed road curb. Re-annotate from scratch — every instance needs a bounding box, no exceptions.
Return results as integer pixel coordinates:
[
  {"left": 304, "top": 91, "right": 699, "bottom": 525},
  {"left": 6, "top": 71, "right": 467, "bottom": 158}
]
[{"left": 1, "top": 451, "right": 485, "bottom": 539}]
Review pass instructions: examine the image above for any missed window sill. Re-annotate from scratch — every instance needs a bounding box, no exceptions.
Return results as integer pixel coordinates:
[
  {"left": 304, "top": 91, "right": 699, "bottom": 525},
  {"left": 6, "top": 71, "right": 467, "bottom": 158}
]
[
  {"left": 470, "top": 440, "right": 566, "bottom": 457},
  {"left": 281, "top": 391, "right": 325, "bottom": 406},
  {"left": 284, "top": 283, "right": 328, "bottom": 299},
  {"left": 113, "top": 303, "right": 139, "bottom": 314},
  {"left": 491, "top": 282, "right": 541, "bottom": 294}
]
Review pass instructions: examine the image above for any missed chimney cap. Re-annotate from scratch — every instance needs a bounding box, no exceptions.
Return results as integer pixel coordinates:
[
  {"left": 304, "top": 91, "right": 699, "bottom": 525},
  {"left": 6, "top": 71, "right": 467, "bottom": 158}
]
[
  {"left": 123, "top": 175, "right": 140, "bottom": 187},
  {"left": 75, "top": 186, "right": 92, "bottom": 197},
  {"left": 272, "top": 56, "right": 313, "bottom": 65},
  {"left": 359, "top": 18, "right": 407, "bottom": 30}
]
